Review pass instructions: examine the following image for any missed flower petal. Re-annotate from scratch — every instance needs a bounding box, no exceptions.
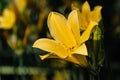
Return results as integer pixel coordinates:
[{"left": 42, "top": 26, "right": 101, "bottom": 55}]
[
  {"left": 65, "top": 54, "right": 88, "bottom": 67},
  {"left": 79, "top": 12, "right": 88, "bottom": 30},
  {"left": 65, "top": 55, "right": 80, "bottom": 65},
  {"left": 91, "top": 6, "right": 102, "bottom": 22},
  {"left": 39, "top": 53, "right": 59, "bottom": 60},
  {"left": 82, "top": 1, "right": 90, "bottom": 12},
  {"left": 71, "top": 1, "right": 80, "bottom": 10},
  {"left": 39, "top": 53, "right": 51, "bottom": 60},
  {"left": 40, "top": 53, "right": 87, "bottom": 67},
  {"left": 80, "top": 21, "right": 98, "bottom": 44},
  {"left": 14, "top": 0, "right": 27, "bottom": 12},
  {"left": 0, "top": 9, "right": 16, "bottom": 29},
  {"left": 33, "top": 38, "right": 69, "bottom": 58},
  {"left": 67, "top": 10, "right": 81, "bottom": 45},
  {"left": 72, "top": 54, "right": 88, "bottom": 67},
  {"left": 48, "top": 12, "right": 76, "bottom": 48},
  {"left": 73, "top": 44, "right": 88, "bottom": 56},
  {"left": 82, "top": 1, "right": 90, "bottom": 19}
]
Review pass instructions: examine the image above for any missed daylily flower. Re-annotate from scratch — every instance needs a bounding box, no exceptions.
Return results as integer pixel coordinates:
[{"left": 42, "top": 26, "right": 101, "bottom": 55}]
[
  {"left": 14, "top": 0, "right": 27, "bottom": 12},
  {"left": 33, "top": 10, "right": 97, "bottom": 67},
  {"left": 77, "top": 1, "right": 102, "bottom": 30},
  {"left": 0, "top": 8, "right": 16, "bottom": 29}
]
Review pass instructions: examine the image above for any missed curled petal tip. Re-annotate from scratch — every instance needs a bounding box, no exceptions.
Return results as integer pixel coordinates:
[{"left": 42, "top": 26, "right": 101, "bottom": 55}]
[{"left": 49, "top": 12, "right": 56, "bottom": 16}]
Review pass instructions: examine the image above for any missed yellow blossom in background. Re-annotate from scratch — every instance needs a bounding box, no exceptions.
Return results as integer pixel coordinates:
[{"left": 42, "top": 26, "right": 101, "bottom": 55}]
[
  {"left": 77, "top": 1, "right": 102, "bottom": 30},
  {"left": 14, "top": 0, "right": 27, "bottom": 12},
  {"left": 71, "top": 1, "right": 81, "bottom": 10},
  {"left": 33, "top": 10, "right": 97, "bottom": 67},
  {"left": 0, "top": 8, "right": 16, "bottom": 29},
  {"left": 53, "top": 71, "right": 63, "bottom": 80}
]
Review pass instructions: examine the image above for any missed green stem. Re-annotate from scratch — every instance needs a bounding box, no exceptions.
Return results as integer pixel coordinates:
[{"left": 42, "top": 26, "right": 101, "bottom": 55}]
[
  {"left": 90, "top": 73, "right": 95, "bottom": 80},
  {"left": 90, "top": 26, "right": 102, "bottom": 80}
]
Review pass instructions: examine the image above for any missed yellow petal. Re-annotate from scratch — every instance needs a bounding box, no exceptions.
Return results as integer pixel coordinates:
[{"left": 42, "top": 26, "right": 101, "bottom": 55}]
[
  {"left": 40, "top": 52, "right": 87, "bottom": 67},
  {"left": 91, "top": 6, "right": 102, "bottom": 22},
  {"left": 33, "top": 38, "right": 69, "bottom": 58},
  {"left": 80, "top": 1, "right": 91, "bottom": 30},
  {"left": 65, "top": 55, "right": 80, "bottom": 65},
  {"left": 40, "top": 53, "right": 86, "bottom": 67},
  {"left": 82, "top": 1, "right": 90, "bottom": 19},
  {"left": 0, "top": 9, "right": 16, "bottom": 29},
  {"left": 67, "top": 10, "right": 81, "bottom": 45},
  {"left": 39, "top": 53, "right": 59, "bottom": 60},
  {"left": 82, "top": 1, "right": 90, "bottom": 12},
  {"left": 47, "top": 12, "right": 76, "bottom": 48},
  {"left": 79, "top": 12, "right": 88, "bottom": 30},
  {"left": 39, "top": 54, "right": 51, "bottom": 60},
  {"left": 73, "top": 44, "right": 88, "bottom": 56},
  {"left": 4, "top": 9, "right": 16, "bottom": 28},
  {"left": 14, "top": 0, "right": 27, "bottom": 12},
  {"left": 71, "top": 1, "right": 80, "bottom": 10},
  {"left": 72, "top": 54, "right": 88, "bottom": 67},
  {"left": 80, "top": 21, "right": 98, "bottom": 44},
  {"left": 65, "top": 54, "right": 88, "bottom": 67}
]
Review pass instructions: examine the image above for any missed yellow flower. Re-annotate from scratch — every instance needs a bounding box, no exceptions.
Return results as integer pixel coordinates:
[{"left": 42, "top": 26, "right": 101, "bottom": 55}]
[
  {"left": 78, "top": 1, "right": 102, "bottom": 30},
  {"left": 71, "top": 1, "right": 81, "bottom": 10},
  {"left": 0, "top": 8, "right": 16, "bottom": 29},
  {"left": 14, "top": 0, "right": 27, "bottom": 12},
  {"left": 33, "top": 10, "right": 97, "bottom": 67}
]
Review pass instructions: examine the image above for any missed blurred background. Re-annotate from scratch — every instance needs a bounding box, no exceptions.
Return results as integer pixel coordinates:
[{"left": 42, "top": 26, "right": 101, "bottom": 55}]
[{"left": 0, "top": 0, "right": 120, "bottom": 80}]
